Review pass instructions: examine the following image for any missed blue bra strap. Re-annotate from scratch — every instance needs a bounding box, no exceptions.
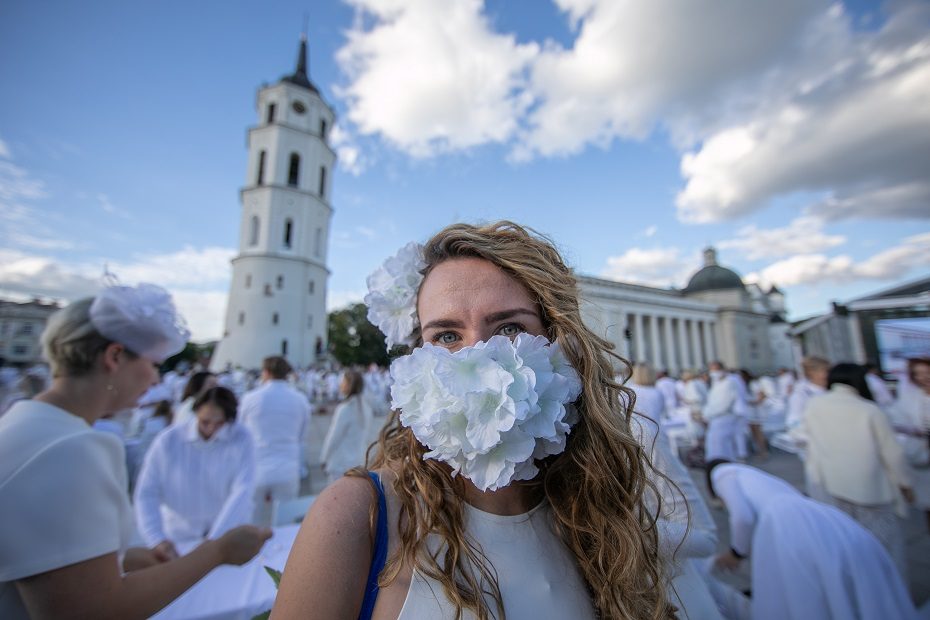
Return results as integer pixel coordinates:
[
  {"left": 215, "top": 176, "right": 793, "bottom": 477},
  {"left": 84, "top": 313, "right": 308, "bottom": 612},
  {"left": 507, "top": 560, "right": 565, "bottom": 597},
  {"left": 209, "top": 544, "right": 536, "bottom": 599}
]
[{"left": 358, "top": 471, "right": 388, "bottom": 620}]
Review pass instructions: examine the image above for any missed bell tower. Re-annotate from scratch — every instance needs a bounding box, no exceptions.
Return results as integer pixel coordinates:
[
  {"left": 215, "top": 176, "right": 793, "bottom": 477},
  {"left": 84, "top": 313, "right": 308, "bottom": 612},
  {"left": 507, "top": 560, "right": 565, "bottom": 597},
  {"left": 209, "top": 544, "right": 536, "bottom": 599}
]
[{"left": 212, "top": 34, "right": 335, "bottom": 370}]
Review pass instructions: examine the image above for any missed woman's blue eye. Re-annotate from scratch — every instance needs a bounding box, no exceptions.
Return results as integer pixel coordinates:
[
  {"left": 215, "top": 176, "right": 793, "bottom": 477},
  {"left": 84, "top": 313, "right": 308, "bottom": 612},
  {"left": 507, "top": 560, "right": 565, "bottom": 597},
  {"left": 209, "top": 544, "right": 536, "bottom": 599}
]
[
  {"left": 497, "top": 323, "right": 524, "bottom": 337},
  {"left": 436, "top": 332, "right": 459, "bottom": 345}
]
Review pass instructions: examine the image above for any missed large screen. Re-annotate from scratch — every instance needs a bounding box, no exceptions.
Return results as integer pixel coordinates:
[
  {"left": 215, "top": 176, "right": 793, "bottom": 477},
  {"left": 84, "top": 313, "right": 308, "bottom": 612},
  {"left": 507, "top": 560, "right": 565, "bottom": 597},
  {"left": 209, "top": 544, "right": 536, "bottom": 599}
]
[{"left": 875, "top": 317, "right": 930, "bottom": 379}]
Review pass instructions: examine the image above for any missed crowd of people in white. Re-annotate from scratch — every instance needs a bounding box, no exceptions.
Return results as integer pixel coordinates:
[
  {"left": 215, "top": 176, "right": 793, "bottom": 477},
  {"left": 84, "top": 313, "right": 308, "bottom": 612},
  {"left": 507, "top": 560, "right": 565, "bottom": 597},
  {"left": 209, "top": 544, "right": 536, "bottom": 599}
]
[{"left": 2, "top": 338, "right": 929, "bottom": 618}]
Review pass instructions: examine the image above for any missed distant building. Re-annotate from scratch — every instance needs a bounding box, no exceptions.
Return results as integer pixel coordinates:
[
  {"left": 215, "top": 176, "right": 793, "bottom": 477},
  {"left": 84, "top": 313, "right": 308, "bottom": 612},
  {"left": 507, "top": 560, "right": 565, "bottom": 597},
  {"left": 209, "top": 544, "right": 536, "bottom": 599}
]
[
  {"left": 788, "top": 276, "right": 930, "bottom": 377},
  {"left": 579, "top": 247, "right": 791, "bottom": 376},
  {"left": 0, "top": 299, "right": 60, "bottom": 366},
  {"left": 211, "top": 34, "right": 335, "bottom": 370}
]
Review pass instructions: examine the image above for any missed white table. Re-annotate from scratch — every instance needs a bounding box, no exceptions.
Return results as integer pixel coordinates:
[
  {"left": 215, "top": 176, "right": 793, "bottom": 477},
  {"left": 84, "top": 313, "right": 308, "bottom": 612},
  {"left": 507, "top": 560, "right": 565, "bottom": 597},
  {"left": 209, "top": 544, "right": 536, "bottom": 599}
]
[{"left": 152, "top": 524, "right": 300, "bottom": 620}]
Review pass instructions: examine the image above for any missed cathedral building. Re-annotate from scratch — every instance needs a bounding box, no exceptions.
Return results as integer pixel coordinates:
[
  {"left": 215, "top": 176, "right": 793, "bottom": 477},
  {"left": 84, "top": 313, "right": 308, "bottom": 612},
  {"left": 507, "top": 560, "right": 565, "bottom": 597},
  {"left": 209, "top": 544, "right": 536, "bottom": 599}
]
[
  {"left": 579, "top": 247, "right": 793, "bottom": 375},
  {"left": 211, "top": 36, "right": 335, "bottom": 370}
]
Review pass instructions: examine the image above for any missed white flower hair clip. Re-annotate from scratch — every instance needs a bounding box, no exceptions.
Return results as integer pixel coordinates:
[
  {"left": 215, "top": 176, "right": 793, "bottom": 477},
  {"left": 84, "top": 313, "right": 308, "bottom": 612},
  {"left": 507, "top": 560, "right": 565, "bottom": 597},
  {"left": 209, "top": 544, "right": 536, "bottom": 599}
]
[{"left": 364, "top": 241, "right": 426, "bottom": 349}]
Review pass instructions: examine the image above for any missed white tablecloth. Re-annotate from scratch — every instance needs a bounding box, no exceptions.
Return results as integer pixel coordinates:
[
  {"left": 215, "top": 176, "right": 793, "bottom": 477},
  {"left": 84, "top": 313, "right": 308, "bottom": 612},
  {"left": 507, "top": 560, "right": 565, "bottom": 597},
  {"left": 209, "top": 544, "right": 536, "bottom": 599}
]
[{"left": 152, "top": 524, "right": 300, "bottom": 620}]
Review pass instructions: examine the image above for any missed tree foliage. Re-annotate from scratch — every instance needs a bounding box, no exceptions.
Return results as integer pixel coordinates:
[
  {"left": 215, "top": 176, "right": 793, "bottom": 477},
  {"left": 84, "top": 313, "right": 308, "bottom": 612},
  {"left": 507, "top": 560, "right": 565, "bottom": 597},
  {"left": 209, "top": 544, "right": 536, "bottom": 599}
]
[{"left": 327, "top": 303, "right": 390, "bottom": 367}]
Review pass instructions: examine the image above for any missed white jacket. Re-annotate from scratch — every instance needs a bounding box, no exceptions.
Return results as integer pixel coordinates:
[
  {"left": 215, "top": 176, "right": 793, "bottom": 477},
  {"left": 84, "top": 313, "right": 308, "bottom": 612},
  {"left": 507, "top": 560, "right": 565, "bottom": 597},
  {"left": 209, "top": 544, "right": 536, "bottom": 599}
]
[
  {"left": 802, "top": 384, "right": 911, "bottom": 516},
  {"left": 321, "top": 395, "right": 374, "bottom": 476}
]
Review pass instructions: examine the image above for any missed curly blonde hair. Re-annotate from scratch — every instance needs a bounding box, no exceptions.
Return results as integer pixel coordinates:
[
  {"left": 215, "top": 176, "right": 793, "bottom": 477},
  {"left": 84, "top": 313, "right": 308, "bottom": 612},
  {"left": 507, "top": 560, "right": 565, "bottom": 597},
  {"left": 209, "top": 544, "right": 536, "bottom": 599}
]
[{"left": 358, "top": 221, "right": 674, "bottom": 619}]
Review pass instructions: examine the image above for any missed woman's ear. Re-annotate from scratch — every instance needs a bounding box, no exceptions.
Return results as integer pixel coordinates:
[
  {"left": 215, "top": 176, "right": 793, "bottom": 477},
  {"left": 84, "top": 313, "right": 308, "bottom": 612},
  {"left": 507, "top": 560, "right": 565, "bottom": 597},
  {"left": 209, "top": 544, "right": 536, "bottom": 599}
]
[{"left": 100, "top": 342, "right": 124, "bottom": 373}]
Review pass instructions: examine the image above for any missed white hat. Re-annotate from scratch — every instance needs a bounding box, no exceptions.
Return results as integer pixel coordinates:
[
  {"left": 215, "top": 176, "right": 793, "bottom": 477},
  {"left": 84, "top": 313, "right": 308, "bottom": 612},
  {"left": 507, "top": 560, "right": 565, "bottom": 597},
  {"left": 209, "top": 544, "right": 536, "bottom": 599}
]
[{"left": 89, "top": 283, "right": 190, "bottom": 363}]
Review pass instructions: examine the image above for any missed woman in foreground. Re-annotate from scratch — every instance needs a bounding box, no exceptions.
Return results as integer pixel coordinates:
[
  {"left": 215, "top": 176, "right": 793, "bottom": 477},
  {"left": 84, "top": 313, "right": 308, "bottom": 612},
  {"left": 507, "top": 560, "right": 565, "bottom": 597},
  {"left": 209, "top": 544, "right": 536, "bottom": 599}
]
[
  {"left": 0, "top": 284, "right": 270, "bottom": 619},
  {"left": 274, "top": 222, "right": 674, "bottom": 619}
]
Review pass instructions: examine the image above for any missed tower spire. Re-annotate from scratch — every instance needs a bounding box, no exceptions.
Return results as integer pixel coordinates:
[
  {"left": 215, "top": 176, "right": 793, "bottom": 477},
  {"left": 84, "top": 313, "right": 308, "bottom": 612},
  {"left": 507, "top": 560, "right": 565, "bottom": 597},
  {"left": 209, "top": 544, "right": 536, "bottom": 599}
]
[{"left": 281, "top": 27, "right": 319, "bottom": 94}]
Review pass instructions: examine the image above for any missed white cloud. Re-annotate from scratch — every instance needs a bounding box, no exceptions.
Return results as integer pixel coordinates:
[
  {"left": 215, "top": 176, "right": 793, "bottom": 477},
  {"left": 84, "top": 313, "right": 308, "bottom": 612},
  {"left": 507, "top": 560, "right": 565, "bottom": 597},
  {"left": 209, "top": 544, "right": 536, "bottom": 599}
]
[
  {"left": 642, "top": 225, "right": 657, "bottom": 238},
  {"left": 718, "top": 215, "right": 845, "bottom": 260},
  {"left": 519, "top": 0, "right": 824, "bottom": 158},
  {"left": 600, "top": 247, "right": 695, "bottom": 288},
  {"left": 327, "top": 289, "right": 365, "bottom": 312},
  {"left": 0, "top": 246, "right": 237, "bottom": 341},
  {"left": 107, "top": 246, "right": 235, "bottom": 288},
  {"left": 336, "top": 0, "right": 538, "bottom": 156},
  {"left": 329, "top": 123, "right": 366, "bottom": 175},
  {"left": 0, "top": 137, "right": 9, "bottom": 159},
  {"left": 97, "top": 193, "right": 131, "bottom": 219},
  {"left": 749, "top": 232, "right": 930, "bottom": 288},
  {"left": 676, "top": 3, "right": 930, "bottom": 222}
]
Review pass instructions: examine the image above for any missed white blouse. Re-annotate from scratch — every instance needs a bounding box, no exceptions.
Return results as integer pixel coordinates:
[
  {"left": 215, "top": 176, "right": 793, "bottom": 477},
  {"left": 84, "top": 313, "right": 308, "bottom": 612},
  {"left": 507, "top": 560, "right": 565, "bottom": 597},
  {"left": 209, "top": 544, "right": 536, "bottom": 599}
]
[
  {"left": 134, "top": 419, "right": 255, "bottom": 546},
  {"left": 320, "top": 395, "right": 373, "bottom": 476},
  {"left": 398, "top": 502, "right": 594, "bottom": 619},
  {"left": 0, "top": 400, "right": 134, "bottom": 618}
]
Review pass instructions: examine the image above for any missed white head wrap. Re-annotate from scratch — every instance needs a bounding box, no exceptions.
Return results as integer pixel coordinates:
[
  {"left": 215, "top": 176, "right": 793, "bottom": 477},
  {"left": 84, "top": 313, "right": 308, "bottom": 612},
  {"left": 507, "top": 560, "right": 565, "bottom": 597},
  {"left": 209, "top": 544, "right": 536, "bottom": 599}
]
[{"left": 89, "top": 283, "right": 190, "bottom": 362}]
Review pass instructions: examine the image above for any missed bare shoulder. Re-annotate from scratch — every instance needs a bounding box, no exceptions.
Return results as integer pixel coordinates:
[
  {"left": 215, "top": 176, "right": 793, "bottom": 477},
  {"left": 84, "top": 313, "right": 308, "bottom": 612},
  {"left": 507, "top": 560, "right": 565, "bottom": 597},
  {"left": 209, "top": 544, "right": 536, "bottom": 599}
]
[{"left": 273, "top": 475, "right": 378, "bottom": 618}]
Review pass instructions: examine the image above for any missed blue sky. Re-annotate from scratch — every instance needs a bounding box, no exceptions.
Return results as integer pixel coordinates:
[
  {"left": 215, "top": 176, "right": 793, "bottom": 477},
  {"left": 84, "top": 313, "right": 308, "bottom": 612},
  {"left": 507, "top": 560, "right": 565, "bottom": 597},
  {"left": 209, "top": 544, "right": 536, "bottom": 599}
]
[{"left": 1, "top": 0, "right": 928, "bottom": 341}]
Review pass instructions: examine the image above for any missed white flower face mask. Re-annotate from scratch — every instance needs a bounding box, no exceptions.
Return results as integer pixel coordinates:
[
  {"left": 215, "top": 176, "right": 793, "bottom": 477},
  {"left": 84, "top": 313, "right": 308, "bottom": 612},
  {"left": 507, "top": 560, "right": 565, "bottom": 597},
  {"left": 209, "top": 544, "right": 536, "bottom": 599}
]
[{"left": 390, "top": 333, "right": 583, "bottom": 492}]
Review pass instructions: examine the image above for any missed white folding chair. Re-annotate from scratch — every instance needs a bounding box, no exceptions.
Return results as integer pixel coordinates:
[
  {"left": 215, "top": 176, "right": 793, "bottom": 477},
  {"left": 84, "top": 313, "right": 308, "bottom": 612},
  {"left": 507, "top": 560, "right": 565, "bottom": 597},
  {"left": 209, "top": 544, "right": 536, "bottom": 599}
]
[{"left": 271, "top": 495, "right": 317, "bottom": 526}]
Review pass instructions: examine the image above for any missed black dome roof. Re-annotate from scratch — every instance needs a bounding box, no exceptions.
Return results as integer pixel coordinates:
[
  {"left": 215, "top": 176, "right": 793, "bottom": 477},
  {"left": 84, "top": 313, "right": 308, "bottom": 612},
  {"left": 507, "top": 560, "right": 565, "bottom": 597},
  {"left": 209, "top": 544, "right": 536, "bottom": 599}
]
[{"left": 683, "top": 247, "right": 745, "bottom": 293}]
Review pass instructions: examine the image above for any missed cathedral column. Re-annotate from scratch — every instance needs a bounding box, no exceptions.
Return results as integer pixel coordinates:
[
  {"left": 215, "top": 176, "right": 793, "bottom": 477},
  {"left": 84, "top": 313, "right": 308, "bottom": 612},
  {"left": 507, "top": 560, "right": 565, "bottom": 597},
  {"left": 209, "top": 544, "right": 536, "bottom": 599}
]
[
  {"left": 663, "top": 316, "right": 677, "bottom": 374},
  {"left": 650, "top": 315, "right": 662, "bottom": 368},
  {"left": 703, "top": 321, "right": 716, "bottom": 363},
  {"left": 634, "top": 312, "right": 645, "bottom": 363},
  {"left": 677, "top": 317, "right": 691, "bottom": 370},
  {"left": 691, "top": 320, "right": 704, "bottom": 368}
]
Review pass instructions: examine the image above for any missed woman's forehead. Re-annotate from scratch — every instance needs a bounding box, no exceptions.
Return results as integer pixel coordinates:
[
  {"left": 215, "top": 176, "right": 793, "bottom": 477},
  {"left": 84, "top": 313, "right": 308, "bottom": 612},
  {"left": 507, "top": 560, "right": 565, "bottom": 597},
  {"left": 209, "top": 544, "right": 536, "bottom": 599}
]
[{"left": 418, "top": 258, "right": 534, "bottom": 315}]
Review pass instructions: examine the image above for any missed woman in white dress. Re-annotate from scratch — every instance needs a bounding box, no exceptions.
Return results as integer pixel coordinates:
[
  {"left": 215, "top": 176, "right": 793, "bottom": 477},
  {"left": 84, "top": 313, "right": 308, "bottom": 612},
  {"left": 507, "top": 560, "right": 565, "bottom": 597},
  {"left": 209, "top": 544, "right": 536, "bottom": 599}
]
[
  {"left": 274, "top": 222, "right": 677, "bottom": 619},
  {"left": 0, "top": 285, "right": 269, "bottom": 619},
  {"left": 708, "top": 461, "right": 917, "bottom": 620},
  {"left": 321, "top": 368, "right": 375, "bottom": 484},
  {"left": 134, "top": 386, "right": 257, "bottom": 558}
]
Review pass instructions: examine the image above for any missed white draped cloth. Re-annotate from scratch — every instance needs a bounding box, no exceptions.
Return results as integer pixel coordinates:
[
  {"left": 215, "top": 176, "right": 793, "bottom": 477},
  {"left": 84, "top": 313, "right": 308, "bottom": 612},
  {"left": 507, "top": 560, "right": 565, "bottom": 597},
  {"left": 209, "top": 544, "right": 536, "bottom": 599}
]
[
  {"left": 134, "top": 420, "right": 256, "bottom": 545},
  {"left": 712, "top": 464, "right": 918, "bottom": 620},
  {"left": 320, "top": 395, "right": 374, "bottom": 481}
]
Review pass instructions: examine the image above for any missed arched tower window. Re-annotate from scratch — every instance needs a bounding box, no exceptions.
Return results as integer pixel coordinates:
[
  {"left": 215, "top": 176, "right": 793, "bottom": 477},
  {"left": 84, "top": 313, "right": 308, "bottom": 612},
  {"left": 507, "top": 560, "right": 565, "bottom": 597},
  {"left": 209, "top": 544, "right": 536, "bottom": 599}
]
[
  {"left": 283, "top": 218, "right": 293, "bottom": 249},
  {"left": 245, "top": 274, "right": 252, "bottom": 288},
  {"left": 276, "top": 275, "right": 284, "bottom": 289},
  {"left": 272, "top": 312, "right": 279, "bottom": 325},
  {"left": 319, "top": 119, "right": 328, "bottom": 139},
  {"left": 318, "top": 166, "right": 327, "bottom": 198},
  {"left": 249, "top": 215, "right": 260, "bottom": 246},
  {"left": 266, "top": 103, "right": 276, "bottom": 124},
  {"left": 288, "top": 153, "right": 300, "bottom": 187},
  {"left": 257, "top": 150, "right": 266, "bottom": 185},
  {"left": 314, "top": 228, "right": 322, "bottom": 258}
]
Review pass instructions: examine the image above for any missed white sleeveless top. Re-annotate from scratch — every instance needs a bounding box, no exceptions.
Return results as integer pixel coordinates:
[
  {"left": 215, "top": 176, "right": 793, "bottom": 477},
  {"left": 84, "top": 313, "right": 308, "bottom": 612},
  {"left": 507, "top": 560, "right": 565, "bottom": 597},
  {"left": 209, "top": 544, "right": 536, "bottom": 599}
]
[{"left": 397, "top": 502, "right": 595, "bottom": 619}]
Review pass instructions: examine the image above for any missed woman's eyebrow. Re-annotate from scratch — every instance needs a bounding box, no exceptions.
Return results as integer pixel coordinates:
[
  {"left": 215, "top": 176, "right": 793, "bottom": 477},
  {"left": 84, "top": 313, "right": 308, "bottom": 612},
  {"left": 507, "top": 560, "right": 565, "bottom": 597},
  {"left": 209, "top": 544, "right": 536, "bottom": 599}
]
[
  {"left": 484, "top": 308, "right": 538, "bottom": 324},
  {"left": 421, "top": 318, "right": 465, "bottom": 330}
]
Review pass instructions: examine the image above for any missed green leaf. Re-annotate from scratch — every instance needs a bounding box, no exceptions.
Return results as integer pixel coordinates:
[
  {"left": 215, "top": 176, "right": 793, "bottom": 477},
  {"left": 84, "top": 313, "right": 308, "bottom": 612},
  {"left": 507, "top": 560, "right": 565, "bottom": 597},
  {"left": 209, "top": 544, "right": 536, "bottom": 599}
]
[
  {"left": 251, "top": 612, "right": 270, "bottom": 620},
  {"left": 264, "top": 566, "right": 283, "bottom": 588}
]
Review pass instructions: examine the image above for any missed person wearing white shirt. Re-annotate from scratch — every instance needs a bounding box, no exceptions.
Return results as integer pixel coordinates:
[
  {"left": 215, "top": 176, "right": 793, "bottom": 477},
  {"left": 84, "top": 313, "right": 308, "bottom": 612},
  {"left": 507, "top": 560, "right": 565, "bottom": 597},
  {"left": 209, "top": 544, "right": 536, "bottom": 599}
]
[
  {"left": 775, "top": 367, "right": 795, "bottom": 400},
  {"left": 239, "top": 356, "right": 311, "bottom": 526},
  {"left": 627, "top": 363, "right": 666, "bottom": 422},
  {"left": 702, "top": 361, "right": 742, "bottom": 462},
  {"left": 785, "top": 356, "right": 829, "bottom": 439},
  {"left": 655, "top": 370, "right": 678, "bottom": 419},
  {"left": 630, "top": 413, "right": 722, "bottom": 619},
  {"left": 682, "top": 371, "right": 709, "bottom": 448},
  {"left": 891, "top": 357, "right": 930, "bottom": 533},
  {"left": 864, "top": 363, "right": 895, "bottom": 411},
  {"left": 135, "top": 386, "right": 257, "bottom": 558},
  {"left": 707, "top": 461, "right": 917, "bottom": 620},
  {"left": 1, "top": 287, "right": 268, "bottom": 619},
  {"left": 321, "top": 369, "right": 375, "bottom": 484},
  {"left": 803, "top": 364, "right": 914, "bottom": 578}
]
